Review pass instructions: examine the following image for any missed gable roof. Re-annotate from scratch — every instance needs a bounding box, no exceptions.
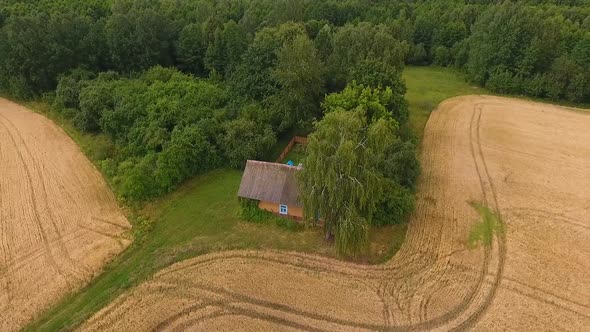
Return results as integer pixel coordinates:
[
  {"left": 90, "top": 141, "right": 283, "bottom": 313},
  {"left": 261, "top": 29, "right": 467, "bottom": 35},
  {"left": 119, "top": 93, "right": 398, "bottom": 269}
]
[{"left": 238, "top": 160, "right": 301, "bottom": 207}]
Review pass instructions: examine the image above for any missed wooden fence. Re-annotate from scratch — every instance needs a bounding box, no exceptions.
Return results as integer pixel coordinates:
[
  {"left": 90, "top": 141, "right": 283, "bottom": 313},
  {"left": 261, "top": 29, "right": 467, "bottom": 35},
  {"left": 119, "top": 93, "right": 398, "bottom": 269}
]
[{"left": 275, "top": 136, "right": 308, "bottom": 163}]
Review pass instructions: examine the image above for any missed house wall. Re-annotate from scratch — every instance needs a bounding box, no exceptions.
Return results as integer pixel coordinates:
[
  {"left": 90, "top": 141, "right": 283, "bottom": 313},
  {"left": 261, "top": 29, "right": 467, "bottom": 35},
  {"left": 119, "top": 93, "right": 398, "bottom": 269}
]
[
  {"left": 289, "top": 206, "right": 304, "bottom": 219},
  {"left": 258, "top": 201, "right": 303, "bottom": 219}
]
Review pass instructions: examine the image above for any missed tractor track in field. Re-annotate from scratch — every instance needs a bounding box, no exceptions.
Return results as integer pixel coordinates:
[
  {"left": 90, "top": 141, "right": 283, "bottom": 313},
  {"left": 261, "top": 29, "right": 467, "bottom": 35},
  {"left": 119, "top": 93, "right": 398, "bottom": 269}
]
[
  {"left": 0, "top": 98, "right": 131, "bottom": 332},
  {"left": 0, "top": 116, "right": 69, "bottom": 283},
  {"left": 0, "top": 113, "right": 89, "bottom": 285}
]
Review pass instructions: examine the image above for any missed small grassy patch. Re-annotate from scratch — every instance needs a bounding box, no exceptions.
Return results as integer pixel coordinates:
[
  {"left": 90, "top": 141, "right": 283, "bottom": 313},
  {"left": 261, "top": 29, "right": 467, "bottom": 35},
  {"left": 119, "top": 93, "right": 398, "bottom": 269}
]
[
  {"left": 281, "top": 143, "right": 306, "bottom": 165},
  {"left": 467, "top": 201, "right": 504, "bottom": 249},
  {"left": 367, "top": 223, "right": 408, "bottom": 263},
  {"left": 403, "top": 66, "right": 488, "bottom": 140}
]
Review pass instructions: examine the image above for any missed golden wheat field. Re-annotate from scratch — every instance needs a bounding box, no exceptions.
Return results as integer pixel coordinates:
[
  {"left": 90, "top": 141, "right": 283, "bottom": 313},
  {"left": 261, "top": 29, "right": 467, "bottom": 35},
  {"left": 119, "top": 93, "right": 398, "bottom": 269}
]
[
  {"left": 0, "top": 98, "right": 131, "bottom": 331},
  {"left": 79, "top": 96, "right": 589, "bottom": 331}
]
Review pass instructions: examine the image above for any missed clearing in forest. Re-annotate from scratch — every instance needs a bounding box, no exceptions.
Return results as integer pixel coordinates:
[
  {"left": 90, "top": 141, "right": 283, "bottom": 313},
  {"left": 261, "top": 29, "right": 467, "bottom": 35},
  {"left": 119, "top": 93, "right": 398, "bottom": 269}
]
[
  {"left": 81, "top": 95, "right": 590, "bottom": 331},
  {"left": 0, "top": 98, "right": 131, "bottom": 331}
]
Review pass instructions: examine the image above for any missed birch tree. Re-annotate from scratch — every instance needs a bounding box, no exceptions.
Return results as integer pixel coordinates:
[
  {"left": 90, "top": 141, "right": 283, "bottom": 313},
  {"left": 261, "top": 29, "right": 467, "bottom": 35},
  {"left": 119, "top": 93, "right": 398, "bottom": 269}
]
[{"left": 300, "top": 108, "right": 397, "bottom": 257}]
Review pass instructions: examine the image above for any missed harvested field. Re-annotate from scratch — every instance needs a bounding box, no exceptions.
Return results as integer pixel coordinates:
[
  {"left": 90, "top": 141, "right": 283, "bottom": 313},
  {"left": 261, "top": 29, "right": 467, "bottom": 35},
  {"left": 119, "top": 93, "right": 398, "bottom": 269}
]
[
  {"left": 0, "top": 98, "right": 131, "bottom": 331},
  {"left": 81, "top": 96, "right": 589, "bottom": 331}
]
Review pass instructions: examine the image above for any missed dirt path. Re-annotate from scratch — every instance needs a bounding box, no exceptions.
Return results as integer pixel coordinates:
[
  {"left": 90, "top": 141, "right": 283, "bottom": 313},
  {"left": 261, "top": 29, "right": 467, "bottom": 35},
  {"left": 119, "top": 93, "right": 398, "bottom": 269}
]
[
  {"left": 80, "top": 95, "right": 590, "bottom": 331},
  {"left": 0, "top": 98, "right": 131, "bottom": 331}
]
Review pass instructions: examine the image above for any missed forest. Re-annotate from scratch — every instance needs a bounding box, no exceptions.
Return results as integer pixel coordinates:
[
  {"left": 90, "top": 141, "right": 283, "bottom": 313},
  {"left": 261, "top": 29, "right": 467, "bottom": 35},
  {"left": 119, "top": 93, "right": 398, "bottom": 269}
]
[{"left": 1, "top": 0, "right": 588, "bottom": 254}]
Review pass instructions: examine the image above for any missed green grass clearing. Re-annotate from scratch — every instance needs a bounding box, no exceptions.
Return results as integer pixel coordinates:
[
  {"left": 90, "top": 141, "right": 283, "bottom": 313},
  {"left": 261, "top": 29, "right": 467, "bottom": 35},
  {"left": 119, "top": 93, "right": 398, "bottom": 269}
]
[
  {"left": 403, "top": 66, "right": 488, "bottom": 140},
  {"left": 281, "top": 143, "right": 306, "bottom": 165}
]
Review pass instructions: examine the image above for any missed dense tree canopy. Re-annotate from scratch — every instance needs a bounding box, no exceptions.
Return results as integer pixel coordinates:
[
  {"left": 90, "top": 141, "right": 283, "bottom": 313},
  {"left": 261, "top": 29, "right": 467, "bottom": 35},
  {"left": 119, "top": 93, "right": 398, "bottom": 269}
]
[
  {"left": 2, "top": 0, "right": 588, "bottom": 101},
  {"left": 0, "top": 0, "right": 587, "bottom": 209},
  {"left": 465, "top": 2, "right": 590, "bottom": 101}
]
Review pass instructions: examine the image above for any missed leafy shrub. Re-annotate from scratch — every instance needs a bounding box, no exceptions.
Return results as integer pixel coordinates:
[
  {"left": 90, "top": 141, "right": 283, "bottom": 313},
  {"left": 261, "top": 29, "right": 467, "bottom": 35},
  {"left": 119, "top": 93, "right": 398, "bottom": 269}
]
[
  {"left": 372, "top": 182, "right": 415, "bottom": 226},
  {"left": 222, "top": 115, "right": 276, "bottom": 168},
  {"left": 380, "top": 139, "right": 420, "bottom": 189},
  {"left": 54, "top": 69, "right": 95, "bottom": 109},
  {"left": 154, "top": 125, "right": 219, "bottom": 192},
  {"left": 523, "top": 74, "right": 546, "bottom": 97},
  {"left": 115, "top": 154, "right": 160, "bottom": 201},
  {"left": 433, "top": 46, "right": 451, "bottom": 66},
  {"left": 485, "top": 69, "right": 516, "bottom": 94},
  {"left": 566, "top": 72, "right": 589, "bottom": 103},
  {"left": 407, "top": 43, "right": 428, "bottom": 65},
  {"left": 452, "top": 41, "right": 469, "bottom": 68},
  {"left": 238, "top": 198, "right": 303, "bottom": 231},
  {"left": 77, "top": 81, "right": 115, "bottom": 132},
  {"left": 99, "top": 158, "right": 118, "bottom": 178}
]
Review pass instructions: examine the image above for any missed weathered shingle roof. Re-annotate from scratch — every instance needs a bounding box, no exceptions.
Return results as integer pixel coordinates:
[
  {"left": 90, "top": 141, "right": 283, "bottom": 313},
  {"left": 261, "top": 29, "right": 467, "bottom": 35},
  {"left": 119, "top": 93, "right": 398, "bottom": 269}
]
[{"left": 238, "top": 160, "right": 301, "bottom": 206}]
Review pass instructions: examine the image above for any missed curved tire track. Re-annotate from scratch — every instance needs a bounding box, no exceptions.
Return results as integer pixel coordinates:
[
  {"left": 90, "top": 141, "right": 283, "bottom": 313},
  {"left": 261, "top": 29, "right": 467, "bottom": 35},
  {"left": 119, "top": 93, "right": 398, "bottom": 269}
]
[{"left": 0, "top": 98, "right": 131, "bottom": 332}]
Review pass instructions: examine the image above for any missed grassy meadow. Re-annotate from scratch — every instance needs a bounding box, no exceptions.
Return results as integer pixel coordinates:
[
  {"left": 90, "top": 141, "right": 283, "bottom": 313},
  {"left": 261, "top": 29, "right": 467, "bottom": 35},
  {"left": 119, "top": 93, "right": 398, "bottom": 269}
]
[{"left": 403, "top": 66, "right": 488, "bottom": 140}]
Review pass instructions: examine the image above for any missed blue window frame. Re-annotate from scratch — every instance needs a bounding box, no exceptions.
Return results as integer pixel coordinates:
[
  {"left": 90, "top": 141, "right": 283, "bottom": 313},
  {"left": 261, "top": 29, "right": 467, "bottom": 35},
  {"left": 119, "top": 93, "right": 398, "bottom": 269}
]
[{"left": 279, "top": 204, "right": 288, "bottom": 215}]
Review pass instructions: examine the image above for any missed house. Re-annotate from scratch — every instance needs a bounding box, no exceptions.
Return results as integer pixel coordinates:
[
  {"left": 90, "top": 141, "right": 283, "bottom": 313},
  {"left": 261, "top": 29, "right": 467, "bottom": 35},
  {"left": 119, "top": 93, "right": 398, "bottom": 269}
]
[{"left": 238, "top": 160, "right": 303, "bottom": 220}]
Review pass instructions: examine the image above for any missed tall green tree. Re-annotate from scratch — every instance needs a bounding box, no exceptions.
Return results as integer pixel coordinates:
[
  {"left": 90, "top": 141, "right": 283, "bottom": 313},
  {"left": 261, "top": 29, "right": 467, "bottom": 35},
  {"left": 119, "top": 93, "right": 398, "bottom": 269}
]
[
  {"left": 177, "top": 23, "right": 207, "bottom": 75},
  {"left": 204, "top": 20, "right": 248, "bottom": 77},
  {"left": 204, "top": 27, "right": 226, "bottom": 74},
  {"left": 271, "top": 34, "right": 325, "bottom": 130},
  {"left": 328, "top": 22, "right": 409, "bottom": 89},
  {"left": 314, "top": 24, "right": 333, "bottom": 61},
  {"left": 106, "top": 7, "right": 175, "bottom": 72},
  {"left": 300, "top": 108, "right": 397, "bottom": 256},
  {"left": 229, "top": 22, "right": 305, "bottom": 101}
]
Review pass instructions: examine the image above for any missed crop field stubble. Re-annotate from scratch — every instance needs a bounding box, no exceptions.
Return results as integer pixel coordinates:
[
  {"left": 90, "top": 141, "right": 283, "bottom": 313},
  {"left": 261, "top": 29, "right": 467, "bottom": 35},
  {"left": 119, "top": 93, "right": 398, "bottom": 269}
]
[
  {"left": 0, "top": 98, "right": 131, "bottom": 331},
  {"left": 80, "top": 95, "right": 590, "bottom": 331}
]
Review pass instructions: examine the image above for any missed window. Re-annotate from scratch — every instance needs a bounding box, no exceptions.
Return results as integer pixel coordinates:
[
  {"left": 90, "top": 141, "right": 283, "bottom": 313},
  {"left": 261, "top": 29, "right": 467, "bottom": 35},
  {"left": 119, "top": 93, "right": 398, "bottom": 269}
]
[{"left": 279, "top": 204, "right": 288, "bottom": 215}]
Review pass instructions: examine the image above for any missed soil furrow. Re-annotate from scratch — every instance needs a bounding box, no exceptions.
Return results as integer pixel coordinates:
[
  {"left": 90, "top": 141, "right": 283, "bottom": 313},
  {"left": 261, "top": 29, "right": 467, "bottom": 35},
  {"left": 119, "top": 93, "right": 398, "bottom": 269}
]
[{"left": 0, "top": 98, "right": 130, "bottom": 332}]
